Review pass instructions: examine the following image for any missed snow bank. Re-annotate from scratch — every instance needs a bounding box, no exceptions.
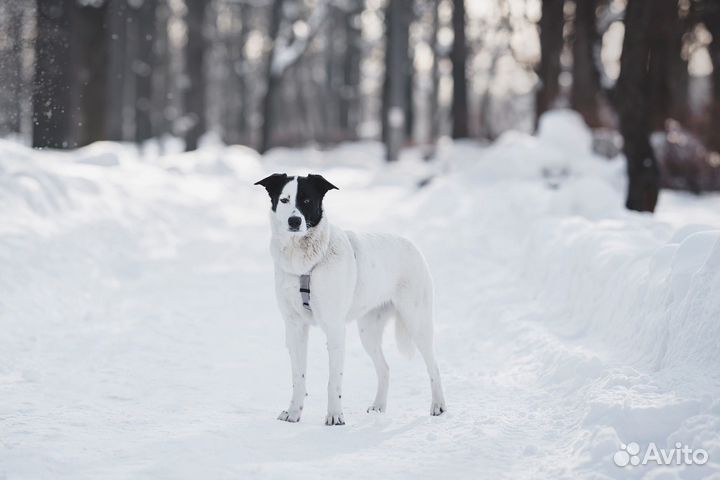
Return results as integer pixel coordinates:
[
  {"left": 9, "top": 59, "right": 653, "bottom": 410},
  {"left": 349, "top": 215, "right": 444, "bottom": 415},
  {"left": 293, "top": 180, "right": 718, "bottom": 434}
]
[
  {"left": 410, "top": 111, "right": 720, "bottom": 478},
  {"left": 2, "top": 112, "right": 720, "bottom": 479}
]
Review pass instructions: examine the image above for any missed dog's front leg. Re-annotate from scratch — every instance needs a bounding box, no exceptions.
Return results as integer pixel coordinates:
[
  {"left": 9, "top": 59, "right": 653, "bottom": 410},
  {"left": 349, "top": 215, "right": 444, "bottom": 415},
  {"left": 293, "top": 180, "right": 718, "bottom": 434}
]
[
  {"left": 325, "top": 324, "right": 346, "bottom": 426},
  {"left": 278, "top": 319, "right": 309, "bottom": 423}
]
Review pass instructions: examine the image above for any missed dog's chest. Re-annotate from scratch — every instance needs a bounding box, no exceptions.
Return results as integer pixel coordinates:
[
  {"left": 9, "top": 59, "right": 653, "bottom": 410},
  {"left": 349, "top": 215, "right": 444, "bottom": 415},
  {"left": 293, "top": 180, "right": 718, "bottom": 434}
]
[{"left": 275, "top": 270, "right": 315, "bottom": 322}]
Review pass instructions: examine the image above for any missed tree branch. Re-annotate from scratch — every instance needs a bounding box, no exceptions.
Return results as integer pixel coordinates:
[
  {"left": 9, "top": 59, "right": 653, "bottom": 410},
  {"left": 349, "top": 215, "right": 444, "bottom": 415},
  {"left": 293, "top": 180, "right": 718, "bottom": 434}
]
[{"left": 271, "top": 0, "right": 330, "bottom": 76}]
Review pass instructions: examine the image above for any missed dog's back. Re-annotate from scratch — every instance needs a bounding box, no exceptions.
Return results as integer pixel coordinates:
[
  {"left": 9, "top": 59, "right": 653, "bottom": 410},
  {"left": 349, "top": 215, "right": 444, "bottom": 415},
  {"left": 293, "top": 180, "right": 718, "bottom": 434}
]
[{"left": 345, "top": 231, "right": 433, "bottom": 322}]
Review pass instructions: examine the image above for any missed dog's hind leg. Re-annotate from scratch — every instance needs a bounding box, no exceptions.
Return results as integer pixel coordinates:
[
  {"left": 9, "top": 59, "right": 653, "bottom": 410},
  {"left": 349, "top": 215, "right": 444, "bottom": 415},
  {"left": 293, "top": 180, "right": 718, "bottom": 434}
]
[
  {"left": 413, "top": 328, "right": 446, "bottom": 416},
  {"left": 394, "top": 297, "right": 446, "bottom": 416},
  {"left": 357, "top": 307, "right": 391, "bottom": 413}
]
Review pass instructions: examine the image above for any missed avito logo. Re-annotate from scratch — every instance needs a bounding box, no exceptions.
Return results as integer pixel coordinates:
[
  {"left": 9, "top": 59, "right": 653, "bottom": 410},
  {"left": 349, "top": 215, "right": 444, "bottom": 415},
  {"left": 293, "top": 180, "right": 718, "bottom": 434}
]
[{"left": 614, "top": 442, "right": 709, "bottom": 467}]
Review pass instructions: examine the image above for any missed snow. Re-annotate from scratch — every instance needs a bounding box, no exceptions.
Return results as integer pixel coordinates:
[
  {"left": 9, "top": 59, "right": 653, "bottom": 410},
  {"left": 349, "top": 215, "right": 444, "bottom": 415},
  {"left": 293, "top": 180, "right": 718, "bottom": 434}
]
[{"left": 2, "top": 111, "right": 720, "bottom": 479}]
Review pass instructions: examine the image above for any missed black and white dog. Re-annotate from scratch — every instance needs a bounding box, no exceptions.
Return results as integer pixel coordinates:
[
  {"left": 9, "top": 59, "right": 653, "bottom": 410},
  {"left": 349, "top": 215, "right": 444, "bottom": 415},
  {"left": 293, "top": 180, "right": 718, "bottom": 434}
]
[{"left": 255, "top": 173, "right": 446, "bottom": 426}]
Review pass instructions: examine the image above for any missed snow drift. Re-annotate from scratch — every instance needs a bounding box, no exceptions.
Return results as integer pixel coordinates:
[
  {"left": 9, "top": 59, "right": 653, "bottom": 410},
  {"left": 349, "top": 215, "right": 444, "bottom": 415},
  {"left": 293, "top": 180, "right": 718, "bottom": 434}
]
[{"left": 1, "top": 111, "right": 719, "bottom": 479}]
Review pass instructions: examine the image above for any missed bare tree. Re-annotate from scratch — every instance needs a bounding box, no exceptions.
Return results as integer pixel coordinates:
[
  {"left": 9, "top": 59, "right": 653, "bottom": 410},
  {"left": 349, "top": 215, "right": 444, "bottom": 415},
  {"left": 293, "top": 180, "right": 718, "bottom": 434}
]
[
  {"left": 0, "top": 2, "right": 24, "bottom": 135},
  {"left": 70, "top": 1, "right": 109, "bottom": 147},
  {"left": 339, "top": 0, "right": 363, "bottom": 138},
  {"left": 383, "top": 0, "right": 412, "bottom": 161},
  {"left": 617, "top": 0, "right": 659, "bottom": 212},
  {"left": 704, "top": 0, "right": 720, "bottom": 152},
  {"left": 152, "top": 0, "right": 173, "bottom": 140},
  {"left": 259, "top": 0, "right": 285, "bottom": 154},
  {"left": 33, "top": 0, "right": 74, "bottom": 148},
  {"left": 381, "top": 4, "right": 391, "bottom": 145},
  {"left": 221, "top": 1, "right": 249, "bottom": 145},
  {"left": 33, "top": 0, "right": 112, "bottom": 148},
  {"left": 105, "top": 0, "right": 129, "bottom": 141},
  {"left": 184, "top": 0, "right": 207, "bottom": 151},
  {"left": 647, "top": 0, "right": 688, "bottom": 129},
  {"left": 571, "top": 0, "right": 602, "bottom": 127},
  {"left": 451, "top": 0, "right": 468, "bottom": 138},
  {"left": 406, "top": 41, "right": 415, "bottom": 139},
  {"left": 535, "top": 0, "right": 565, "bottom": 127},
  {"left": 428, "top": 0, "right": 441, "bottom": 153},
  {"left": 322, "top": 5, "right": 343, "bottom": 142},
  {"left": 133, "top": 0, "right": 158, "bottom": 143},
  {"left": 259, "top": 0, "right": 328, "bottom": 153}
]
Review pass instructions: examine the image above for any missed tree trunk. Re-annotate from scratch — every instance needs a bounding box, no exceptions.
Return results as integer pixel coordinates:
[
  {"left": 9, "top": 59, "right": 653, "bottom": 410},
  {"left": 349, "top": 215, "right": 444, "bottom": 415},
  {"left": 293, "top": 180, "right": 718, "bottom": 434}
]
[
  {"left": 406, "top": 44, "right": 415, "bottom": 139},
  {"left": 0, "top": 2, "right": 23, "bottom": 135},
  {"left": 33, "top": 0, "right": 74, "bottom": 149},
  {"left": 134, "top": 0, "right": 157, "bottom": 143},
  {"left": 647, "top": 0, "right": 687, "bottom": 130},
  {"left": 236, "top": 4, "right": 250, "bottom": 144},
  {"left": 383, "top": 0, "right": 411, "bottom": 161},
  {"left": 259, "top": 0, "right": 284, "bottom": 154},
  {"left": 105, "top": 0, "right": 128, "bottom": 141},
  {"left": 184, "top": 0, "right": 207, "bottom": 151},
  {"left": 451, "top": 0, "right": 468, "bottom": 138},
  {"left": 571, "top": 0, "right": 601, "bottom": 127},
  {"left": 340, "top": 0, "right": 362, "bottom": 137},
  {"left": 72, "top": 2, "right": 109, "bottom": 147},
  {"left": 478, "top": 51, "right": 502, "bottom": 140},
  {"left": 381, "top": 2, "right": 392, "bottom": 145},
  {"left": 428, "top": 0, "right": 440, "bottom": 154},
  {"left": 705, "top": 2, "right": 720, "bottom": 153},
  {"left": 223, "top": 2, "right": 248, "bottom": 145},
  {"left": 323, "top": 9, "right": 339, "bottom": 142},
  {"left": 617, "top": 0, "right": 659, "bottom": 212},
  {"left": 152, "top": 0, "right": 167, "bottom": 140},
  {"left": 535, "top": 0, "right": 565, "bottom": 127}
]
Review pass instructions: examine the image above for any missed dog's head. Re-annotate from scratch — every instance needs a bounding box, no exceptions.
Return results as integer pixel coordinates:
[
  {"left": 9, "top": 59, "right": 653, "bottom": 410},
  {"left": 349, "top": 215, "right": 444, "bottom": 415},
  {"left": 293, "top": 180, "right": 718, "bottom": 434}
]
[{"left": 254, "top": 173, "right": 338, "bottom": 234}]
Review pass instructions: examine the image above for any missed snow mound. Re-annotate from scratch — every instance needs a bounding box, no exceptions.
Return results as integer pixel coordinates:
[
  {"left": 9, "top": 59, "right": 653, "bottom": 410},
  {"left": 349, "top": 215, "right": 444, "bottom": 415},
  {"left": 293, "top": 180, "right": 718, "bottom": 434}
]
[
  {"left": 74, "top": 142, "right": 125, "bottom": 166},
  {"left": 537, "top": 109, "right": 594, "bottom": 159},
  {"left": 2, "top": 119, "right": 720, "bottom": 479}
]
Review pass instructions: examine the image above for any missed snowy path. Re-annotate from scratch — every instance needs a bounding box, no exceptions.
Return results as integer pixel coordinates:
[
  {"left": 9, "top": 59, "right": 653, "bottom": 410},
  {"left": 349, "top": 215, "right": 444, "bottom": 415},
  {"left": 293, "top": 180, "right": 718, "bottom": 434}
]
[{"left": 2, "top": 128, "right": 720, "bottom": 479}]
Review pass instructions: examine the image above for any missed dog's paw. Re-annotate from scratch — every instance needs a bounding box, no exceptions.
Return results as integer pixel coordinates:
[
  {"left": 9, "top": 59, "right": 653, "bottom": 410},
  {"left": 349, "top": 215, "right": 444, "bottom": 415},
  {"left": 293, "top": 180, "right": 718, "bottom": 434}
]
[
  {"left": 324, "top": 413, "right": 345, "bottom": 426},
  {"left": 431, "top": 402, "right": 446, "bottom": 416},
  {"left": 366, "top": 404, "right": 385, "bottom": 414},
  {"left": 277, "top": 410, "right": 301, "bottom": 423}
]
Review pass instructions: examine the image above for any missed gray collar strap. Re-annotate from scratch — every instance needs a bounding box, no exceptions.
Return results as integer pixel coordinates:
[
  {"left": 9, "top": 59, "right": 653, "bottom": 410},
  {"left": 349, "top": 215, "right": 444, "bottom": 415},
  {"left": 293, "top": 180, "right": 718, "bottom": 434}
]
[{"left": 299, "top": 274, "right": 312, "bottom": 311}]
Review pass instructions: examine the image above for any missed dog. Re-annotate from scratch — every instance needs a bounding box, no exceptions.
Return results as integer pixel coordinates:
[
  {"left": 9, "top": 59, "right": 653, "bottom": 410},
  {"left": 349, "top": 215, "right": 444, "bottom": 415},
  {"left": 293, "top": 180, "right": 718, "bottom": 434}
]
[{"left": 255, "top": 173, "right": 446, "bottom": 425}]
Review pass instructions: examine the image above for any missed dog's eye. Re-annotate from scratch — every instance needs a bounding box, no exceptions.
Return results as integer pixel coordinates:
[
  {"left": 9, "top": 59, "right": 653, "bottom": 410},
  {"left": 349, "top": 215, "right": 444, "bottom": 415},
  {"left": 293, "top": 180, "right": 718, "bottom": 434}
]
[
  {"left": 303, "top": 199, "right": 310, "bottom": 204},
  {"left": 280, "top": 198, "right": 289, "bottom": 204}
]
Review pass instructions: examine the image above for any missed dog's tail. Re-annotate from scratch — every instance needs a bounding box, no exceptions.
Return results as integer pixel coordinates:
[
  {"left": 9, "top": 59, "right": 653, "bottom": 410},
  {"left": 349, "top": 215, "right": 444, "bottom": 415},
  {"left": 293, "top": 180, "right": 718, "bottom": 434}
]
[{"left": 394, "top": 316, "right": 415, "bottom": 359}]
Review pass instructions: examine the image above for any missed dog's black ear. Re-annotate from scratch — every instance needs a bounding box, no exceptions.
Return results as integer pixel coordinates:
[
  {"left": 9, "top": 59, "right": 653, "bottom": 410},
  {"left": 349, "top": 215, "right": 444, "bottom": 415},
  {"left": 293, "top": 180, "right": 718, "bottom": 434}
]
[
  {"left": 254, "top": 173, "right": 289, "bottom": 208},
  {"left": 307, "top": 174, "right": 338, "bottom": 196},
  {"left": 255, "top": 173, "right": 288, "bottom": 197}
]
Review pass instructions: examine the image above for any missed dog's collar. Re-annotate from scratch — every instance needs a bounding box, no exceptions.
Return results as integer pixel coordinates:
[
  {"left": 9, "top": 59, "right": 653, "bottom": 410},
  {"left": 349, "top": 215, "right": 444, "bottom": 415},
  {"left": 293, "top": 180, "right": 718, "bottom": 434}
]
[{"left": 299, "top": 273, "right": 312, "bottom": 312}]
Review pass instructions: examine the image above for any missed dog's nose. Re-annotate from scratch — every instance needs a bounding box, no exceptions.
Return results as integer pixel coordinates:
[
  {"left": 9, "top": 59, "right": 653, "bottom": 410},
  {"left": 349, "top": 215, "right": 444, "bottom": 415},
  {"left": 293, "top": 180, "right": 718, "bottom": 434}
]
[{"left": 288, "top": 216, "right": 302, "bottom": 229}]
